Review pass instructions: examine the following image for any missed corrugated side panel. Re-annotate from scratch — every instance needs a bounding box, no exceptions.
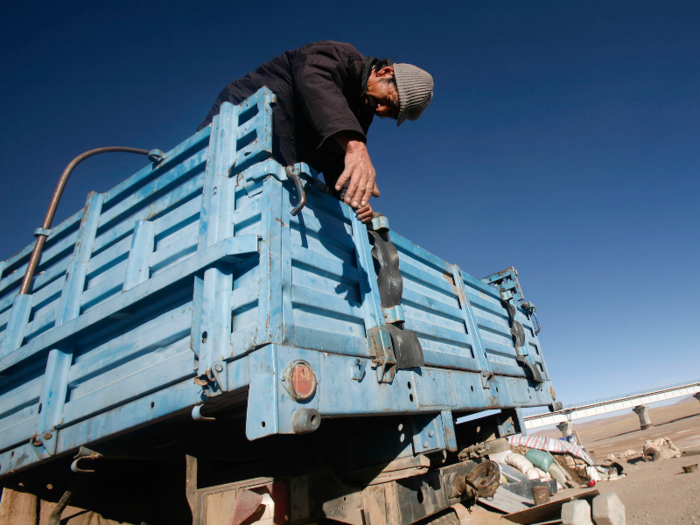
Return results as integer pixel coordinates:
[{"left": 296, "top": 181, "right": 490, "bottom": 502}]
[
  {"left": 389, "top": 232, "right": 484, "bottom": 371},
  {"left": 0, "top": 361, "right": 45, "bottom": 451},
  {"left": 289, "top": 187, "right": 369, "bottom": 357},
  {"left": 230, "top": 181, "right": 263, "bottom": 353},
  {"left": 460, "top": 272, "right": 547, "bottom": 379},
  {"left": 0, "top": 90, "right": 278, "bottom": 477},
  {"left": 0, "top": 126, "right": 212, "bottom": 456},
  {"left": 82, "top": 146, "right": 208, "bottom": 314},
  {"left": 389, "top": 231, "right": 545, "bottom": 380},
  {"left": 63, "top": 144, "right": 210, "bottom": 425},
  {"left": 0, "top": 210, "right": 84, "bottom": 347},
  {"left": 65, "top": 288, "right": 195, "bottom": 427}
]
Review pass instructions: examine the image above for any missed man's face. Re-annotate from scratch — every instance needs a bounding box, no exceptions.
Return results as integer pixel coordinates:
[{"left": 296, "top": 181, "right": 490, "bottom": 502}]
[{"left": 366, "top": 66, "right": 400, "bottom": 119}]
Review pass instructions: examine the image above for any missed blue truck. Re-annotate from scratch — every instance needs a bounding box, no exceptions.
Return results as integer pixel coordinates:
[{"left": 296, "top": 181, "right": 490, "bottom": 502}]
[{"left": 0, "top": 88, "right": 559, "bottom": 524}]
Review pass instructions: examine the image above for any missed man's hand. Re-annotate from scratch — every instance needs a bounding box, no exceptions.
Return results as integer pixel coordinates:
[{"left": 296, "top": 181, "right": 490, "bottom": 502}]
[
  {"left": 334, "top": 134, "right": 381, "bottom": 208},
  {"left": 355, "top": 202, "right": 374, "bottom": 223}
]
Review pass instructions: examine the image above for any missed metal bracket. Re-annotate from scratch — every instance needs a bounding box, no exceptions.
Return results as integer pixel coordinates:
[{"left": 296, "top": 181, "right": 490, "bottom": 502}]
[
  {"left": 368, "top": 326, "right": 396, "bottom": 383},
  {"left": 481, "top": 266, "right": 524, "bottom": 302},
  {"left": 71, "top": 446, "right": 103, "bottom": 473},
  {"left": 382, "top": 305, "right": 404, "bottom": 324},
  {"left": 28, "top": 434, "right": 53, "bottom": 462},
  {"left": 33, "top": 227, "right": 54, "bottom": 237},
  {"left": 480, "top": 370, "right": 493, "bottom": 389},
  {"left": 441, "top": 410, "right": 458, "bottom": 452},
  {"left": 211, "top": 361, "right": 228, "bottom": 392},
  {"left": 370, "top": 214, "right": 390, "bottom": 231},
  {"left": 412, "top": 413, "right": 446, "bottom": 454},
  {"left": 148, "top": 149, "right": 165, "bottom": 163},
  {"left": 194, "top": 369, "right": 223, "bottom": 398}
]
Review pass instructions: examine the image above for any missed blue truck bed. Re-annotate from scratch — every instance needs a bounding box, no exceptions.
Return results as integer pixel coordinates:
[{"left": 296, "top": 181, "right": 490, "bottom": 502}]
[{"left": 0, "top": 88, "right": 557, "bottom": 524}]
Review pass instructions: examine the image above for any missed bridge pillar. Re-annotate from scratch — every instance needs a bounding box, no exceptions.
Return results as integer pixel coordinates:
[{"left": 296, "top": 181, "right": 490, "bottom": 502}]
[{"left": 633, "top": 405, "right": 653, "bottom": 430}]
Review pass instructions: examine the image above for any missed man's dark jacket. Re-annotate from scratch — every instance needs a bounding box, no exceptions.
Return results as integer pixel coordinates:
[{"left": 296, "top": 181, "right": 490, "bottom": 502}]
[{"left": 198, "top": 41, "right": 376, "bottom": 190}]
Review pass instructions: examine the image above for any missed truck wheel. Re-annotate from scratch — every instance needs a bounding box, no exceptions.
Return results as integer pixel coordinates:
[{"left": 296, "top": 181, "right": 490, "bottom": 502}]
[{"left": 417, "top": 509, "right": 460, "bottom": 525}]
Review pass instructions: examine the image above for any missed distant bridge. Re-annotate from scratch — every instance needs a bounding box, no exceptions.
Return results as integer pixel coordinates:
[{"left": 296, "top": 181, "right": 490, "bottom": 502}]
[{"left": 523, "top": 379, "right": 700, "bottom": 432}]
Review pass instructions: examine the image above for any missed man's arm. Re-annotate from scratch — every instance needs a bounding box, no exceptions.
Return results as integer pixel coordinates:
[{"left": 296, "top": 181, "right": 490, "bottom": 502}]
[{"left": 291, "top": 43, "right": 379, "bottom": 209}]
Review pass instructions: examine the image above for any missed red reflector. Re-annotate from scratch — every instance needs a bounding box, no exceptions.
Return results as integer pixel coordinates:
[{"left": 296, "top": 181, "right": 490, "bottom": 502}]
[{"left": 290, "top": 362, "right": 316, "bottom": 401}]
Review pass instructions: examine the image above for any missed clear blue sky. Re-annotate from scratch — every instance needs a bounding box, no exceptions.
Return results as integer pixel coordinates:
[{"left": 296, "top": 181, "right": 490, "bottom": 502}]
[{"left": 1, "top": 0, "right": 698, "bottom": 407}]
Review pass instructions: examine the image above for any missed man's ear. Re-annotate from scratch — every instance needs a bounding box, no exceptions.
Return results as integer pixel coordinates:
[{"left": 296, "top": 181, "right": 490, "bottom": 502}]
[{"left": 375, "top": 66, "right": 395, "bottom": 79}]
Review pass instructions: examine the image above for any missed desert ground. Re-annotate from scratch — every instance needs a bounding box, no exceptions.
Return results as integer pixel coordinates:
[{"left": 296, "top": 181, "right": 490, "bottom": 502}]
[
  {"left": 460, "top": 395, "right": 700, "bottom": 525},
  {"left": 535, "top": 395, "right": 700, "bottom": 458}
]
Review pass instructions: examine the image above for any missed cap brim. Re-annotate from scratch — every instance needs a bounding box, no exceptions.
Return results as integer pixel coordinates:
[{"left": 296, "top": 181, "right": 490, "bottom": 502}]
[{"left": 396, "top": 111, "right": 407, "bottom": 127}]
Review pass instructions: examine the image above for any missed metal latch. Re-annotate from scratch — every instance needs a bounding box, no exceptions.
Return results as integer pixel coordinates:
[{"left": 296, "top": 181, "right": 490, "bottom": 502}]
[
  {"left": 368, "top": 326, "right": 396, "bottom": 383},
  {"left": 522, "top": 301, "right": 541, "bottom": 335},
  {"left": 484, "top": 267, "right": 544, "bottom": 383},
  {"left": 481, "top": 266, "right": 524, "bottom": 302}
]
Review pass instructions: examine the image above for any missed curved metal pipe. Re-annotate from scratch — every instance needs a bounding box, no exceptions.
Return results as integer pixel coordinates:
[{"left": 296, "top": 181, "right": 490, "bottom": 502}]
[{"left": 19, "top": 147, "right": 156, "bottom": 295}]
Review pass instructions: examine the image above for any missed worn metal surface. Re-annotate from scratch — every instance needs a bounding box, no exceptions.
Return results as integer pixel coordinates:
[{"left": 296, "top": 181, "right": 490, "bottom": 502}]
[{"left": 0, "top": 88, "right": 555, "bottom": 479}]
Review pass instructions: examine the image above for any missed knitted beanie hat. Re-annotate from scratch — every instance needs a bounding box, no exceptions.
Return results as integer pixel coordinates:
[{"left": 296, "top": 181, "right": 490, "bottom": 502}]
[{"left": 393, "top": 63, "right": 434, "bottom": 126}]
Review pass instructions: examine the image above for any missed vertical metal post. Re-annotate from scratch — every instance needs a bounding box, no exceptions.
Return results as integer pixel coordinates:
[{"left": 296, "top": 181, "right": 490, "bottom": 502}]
[
  {"left": 193, "top": 102, "right": 238, "bottom": 382},
  {"left": 351, "top": 214, "right": 384, "bottom": 333},
  {"left": 279, "top": 181, "right": 295, "bottom": 344},
  {"left": 123, "top": 220, "right": 155, "bottom": 291},
  {"left": 36, "top": 191, "right": 104, "bottom": 455},
  {"left": 0, "top": 295, "right": 33, "bottom": 358},
  {"left": 256, "top": 179, "right": 285, "bottom": 344},
  {"left": 450, "top": 265, "right": 493, "bottom": 388}
]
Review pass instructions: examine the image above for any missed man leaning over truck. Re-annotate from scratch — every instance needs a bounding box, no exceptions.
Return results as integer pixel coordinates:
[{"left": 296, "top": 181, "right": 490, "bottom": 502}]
[{"left": 198, "top": 40, "right": 434, "bottom": 223}]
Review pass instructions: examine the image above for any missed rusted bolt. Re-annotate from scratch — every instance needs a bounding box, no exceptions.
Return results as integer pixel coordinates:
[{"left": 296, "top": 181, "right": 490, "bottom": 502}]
[
  {"left": 43, "top": 432, "right": 53, "bottom": 440},
  {"left": 30, "top": 436, "right": 43, "bottom": 447},
  {"left": 214, "top": 363, "right": 224, "bottom": 373}
]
